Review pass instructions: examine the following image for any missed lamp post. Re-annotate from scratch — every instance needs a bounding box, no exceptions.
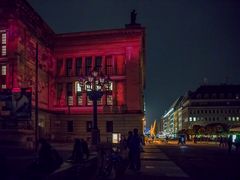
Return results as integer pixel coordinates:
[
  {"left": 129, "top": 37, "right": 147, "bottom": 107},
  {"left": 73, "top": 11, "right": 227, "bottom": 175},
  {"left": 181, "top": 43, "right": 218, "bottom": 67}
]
[{"left": 79, "top": 70, "right": 111, "bottom": 145}]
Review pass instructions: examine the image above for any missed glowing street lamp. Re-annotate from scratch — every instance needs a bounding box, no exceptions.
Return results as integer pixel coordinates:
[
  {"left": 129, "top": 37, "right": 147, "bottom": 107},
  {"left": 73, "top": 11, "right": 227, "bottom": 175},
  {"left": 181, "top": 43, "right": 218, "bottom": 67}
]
[{"left": 79, "top": 69, "right": 111, "bottom": 145}]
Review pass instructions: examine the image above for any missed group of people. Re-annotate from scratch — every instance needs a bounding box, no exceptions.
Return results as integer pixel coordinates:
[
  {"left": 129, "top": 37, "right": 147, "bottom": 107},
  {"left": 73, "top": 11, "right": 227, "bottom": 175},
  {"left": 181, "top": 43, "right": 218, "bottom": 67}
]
[
  {"left": 125, "top": 128, "right": 143, "bottom": 172},
  {"left": 225, "top": 135, "right": 240, "bottom": 153},
  {"left": 29, "top": 138, "right": 63, "bottom": 173},
  {"left": 31, "top": 137, "right": 90, "bottom": 173}
]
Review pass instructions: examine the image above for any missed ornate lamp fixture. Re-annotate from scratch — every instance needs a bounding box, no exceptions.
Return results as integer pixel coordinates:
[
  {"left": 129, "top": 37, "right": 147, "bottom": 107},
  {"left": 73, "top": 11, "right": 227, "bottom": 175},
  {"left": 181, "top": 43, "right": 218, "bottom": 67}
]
[{"left": 79, "top": 69, "right": 111, "bottom": 145}]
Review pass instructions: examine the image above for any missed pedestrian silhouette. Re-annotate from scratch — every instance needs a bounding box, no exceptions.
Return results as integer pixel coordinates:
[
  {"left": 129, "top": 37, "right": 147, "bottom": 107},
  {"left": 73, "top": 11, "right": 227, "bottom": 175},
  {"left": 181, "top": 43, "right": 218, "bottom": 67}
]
[
  {"left": 219, "top": 136, "right": 224, "bottom": 148},
  {"left": 129, "top": 128, "right": 141, "bottom": 171},
  {"left": 81, "top": 138, "right": 89, "bottom": 159},
  {"left": 235, "top": 135, "right": 240, "bottom": 152},
  {"left": 227, "top": 135, "right": 233, "bottom": 153},
  {"left": 127, "top": 131, "right": 133, "bottom": 169},
  {"left": 70, "top": 138, "right": 83, "bottom": 163}
]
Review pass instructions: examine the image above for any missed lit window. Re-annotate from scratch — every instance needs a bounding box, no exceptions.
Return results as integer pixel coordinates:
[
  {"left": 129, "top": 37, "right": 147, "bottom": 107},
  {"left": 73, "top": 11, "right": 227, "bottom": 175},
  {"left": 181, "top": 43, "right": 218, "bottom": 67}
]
[
  {"left": 1, "top": 65, "right": 6, "bottom": 75},
  {"left": 87, "top": 96, "right": 93, "bottom": 106},
  {"left": 97, "top": 97, "right": 102, "bottom": 105},
  {"left": 228, "top": 117, "right": 231, "bottom": 121},
  {"left": 237, "top": 117, "right": 239, "bottom": 121},
  {"left": 67, "top": 96, "right": 73, "bottom": 106},
  {"left": 1, "top": 31, "right": 7, "bottom": 56},
  {"left": 106, "top": 95, "right": 113, "bottom": 105},
  {"left": 85, "top": 82, "right": 92, "bottom": 91},
  {"left": 232, "top": 117, "right": 235, "bottom": 121},
  {"left": 75, "top": 81, "right": 82, "bottom": 92},
  {"left": 189, "top": 117, "right": 192, "bottom": 122},
  {"left": 77, "top": 94, "right": 83, "bottom": 106},
  {"left": 193, "top": 117, "right": 196, "bottom": 121},
  {"left": 1, "top": 84, "right": 6, "bottom": 89},
  {"left": 105, "top": 81, "right": 113, "bottom": 91},
  {"left": 96, "top": 81, "right": 102, "bottom": 91}
]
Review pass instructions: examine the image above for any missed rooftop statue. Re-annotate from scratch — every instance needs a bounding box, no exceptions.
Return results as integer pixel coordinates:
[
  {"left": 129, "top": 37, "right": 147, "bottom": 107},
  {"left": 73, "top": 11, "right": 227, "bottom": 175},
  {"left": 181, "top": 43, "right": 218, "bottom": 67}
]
[{"left": 131, "top": 9, "right": 137, "bottom": 24}]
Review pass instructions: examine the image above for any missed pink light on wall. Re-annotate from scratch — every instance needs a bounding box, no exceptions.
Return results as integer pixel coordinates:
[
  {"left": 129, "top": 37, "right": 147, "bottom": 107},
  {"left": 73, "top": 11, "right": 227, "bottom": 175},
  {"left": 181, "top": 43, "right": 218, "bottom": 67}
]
[{"left": 12, "top": 87, "right": 20, "bottom": 93}]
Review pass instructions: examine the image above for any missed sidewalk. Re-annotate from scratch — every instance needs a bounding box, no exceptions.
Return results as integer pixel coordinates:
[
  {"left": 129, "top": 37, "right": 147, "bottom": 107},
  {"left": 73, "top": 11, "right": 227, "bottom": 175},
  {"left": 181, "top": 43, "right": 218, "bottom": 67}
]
[{"left": 117, "top": 144, "right": 189, "bottom": 180}]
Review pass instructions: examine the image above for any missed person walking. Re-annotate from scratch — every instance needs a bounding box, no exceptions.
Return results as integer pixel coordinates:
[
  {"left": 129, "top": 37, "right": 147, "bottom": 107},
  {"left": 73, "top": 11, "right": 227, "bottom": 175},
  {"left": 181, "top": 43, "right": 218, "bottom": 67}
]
[
  {"left": 235, "top": 135, "right": 240, "bottom": 152},
  {"left": 227, "top": 135, "right": 233, "bottom": 153},
  {"left": 129, "top": 128, "right": 141, "bottom": 171},
  {"left": 81, "top": 138, "right": 89, "bottom": 160},
  {"left": 219, "top": 136, "right": 224, "bottom": 148},
  {"left": 127, "top": 131, "right": 133, "bottom": 169},
  {"left": 70, "top": 138, "right": 83, "bottom": 163}
]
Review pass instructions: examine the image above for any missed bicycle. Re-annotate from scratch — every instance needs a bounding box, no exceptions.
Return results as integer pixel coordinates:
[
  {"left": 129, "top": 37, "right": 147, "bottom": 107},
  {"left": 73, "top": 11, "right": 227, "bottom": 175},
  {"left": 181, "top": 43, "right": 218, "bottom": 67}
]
[{"left": 98, "top": 147, "right": 124, "bottom": 179}]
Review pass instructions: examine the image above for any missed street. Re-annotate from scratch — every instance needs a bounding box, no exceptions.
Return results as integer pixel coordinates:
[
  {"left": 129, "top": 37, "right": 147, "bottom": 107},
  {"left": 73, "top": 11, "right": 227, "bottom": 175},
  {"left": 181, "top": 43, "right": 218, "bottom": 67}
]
[
  {"left": 1, "top": 142, "right": 240, "bottom": 179},
  {"left": 122, "top": 142, "right": 240, "bottom": 180}
]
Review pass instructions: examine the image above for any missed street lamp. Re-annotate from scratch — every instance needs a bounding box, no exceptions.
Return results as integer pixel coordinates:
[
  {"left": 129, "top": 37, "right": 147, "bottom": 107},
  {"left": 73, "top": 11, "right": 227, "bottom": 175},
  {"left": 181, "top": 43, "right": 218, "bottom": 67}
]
[{"left": 79, "top": 69, "right": 111, "bottom": 145}]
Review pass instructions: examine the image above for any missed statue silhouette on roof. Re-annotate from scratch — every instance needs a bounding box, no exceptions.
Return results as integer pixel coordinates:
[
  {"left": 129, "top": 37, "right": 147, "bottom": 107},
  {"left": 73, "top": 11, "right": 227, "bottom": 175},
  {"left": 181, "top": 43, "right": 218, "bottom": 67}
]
[
  {"left": 125, "top": 9, "right": 141, "bottom": 28},
  {"left": 131, "top": 9, "right": 137, "bottom": 24}
]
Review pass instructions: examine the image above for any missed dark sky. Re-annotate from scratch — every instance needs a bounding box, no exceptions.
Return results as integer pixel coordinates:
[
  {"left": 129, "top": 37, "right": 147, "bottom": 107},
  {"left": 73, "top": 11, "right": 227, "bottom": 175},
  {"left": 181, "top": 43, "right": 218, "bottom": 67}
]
[{"left": 27, "top": 0, "right": 240, "bottom": 127}]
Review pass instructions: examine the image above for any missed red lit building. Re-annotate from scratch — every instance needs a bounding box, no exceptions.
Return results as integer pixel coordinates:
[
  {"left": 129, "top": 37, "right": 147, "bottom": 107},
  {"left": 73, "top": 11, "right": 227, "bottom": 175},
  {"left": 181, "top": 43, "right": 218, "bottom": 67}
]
[{"left": 0, "top": 0, "right": 145, "bottom": 143}]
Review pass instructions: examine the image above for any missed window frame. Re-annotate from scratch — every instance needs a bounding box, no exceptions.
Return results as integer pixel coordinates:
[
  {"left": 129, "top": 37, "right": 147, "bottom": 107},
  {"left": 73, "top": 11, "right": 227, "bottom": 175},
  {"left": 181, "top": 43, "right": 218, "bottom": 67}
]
[
  {"left": 66, "top": 58, "right": 73, "bottom": 77},
  {"left": 1, "top": 30, "right": 7, "bottom": 57},
  {"left": 66, "top": 83, "right": 73, "bottom": 106},
  {"left": 95, "top": 56, "right": 102, "bottom": 73},
  {"left": 76, "top": 57, "right": 82, "bottom": 76},
  {"left": 106, "top": 121, "right": 113, "bottom": 132},
  {"left": 105, "top": 56, "right": 113, "bottom": 75},
  {"left": 85, "top": 57, "right": 92, "bottom": 76},
  {"left": 67, "top": 121, "right": 74, "bottom": 132}
]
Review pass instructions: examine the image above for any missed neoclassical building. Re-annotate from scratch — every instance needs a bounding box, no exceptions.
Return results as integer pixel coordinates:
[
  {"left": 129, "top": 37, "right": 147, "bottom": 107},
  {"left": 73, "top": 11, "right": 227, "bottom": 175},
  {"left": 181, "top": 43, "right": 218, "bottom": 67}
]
[{"left": 0, "top": 0, "right": 145, "bottom": 143}]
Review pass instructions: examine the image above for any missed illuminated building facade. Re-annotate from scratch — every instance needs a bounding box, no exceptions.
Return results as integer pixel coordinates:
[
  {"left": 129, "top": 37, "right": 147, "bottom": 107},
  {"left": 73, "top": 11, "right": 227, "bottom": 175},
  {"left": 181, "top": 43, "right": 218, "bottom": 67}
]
[
  {"left": 181, "top": 85, "right": 240, "bottom": 130},
  {"left": 0, "top": 0, "right": 145, "bottom": 143},
  {"left": 162, "top": 85, "right": 240, "bottom": 134},
  {"left": 162, "top": 97, "right": 182, "bottom": 137}
]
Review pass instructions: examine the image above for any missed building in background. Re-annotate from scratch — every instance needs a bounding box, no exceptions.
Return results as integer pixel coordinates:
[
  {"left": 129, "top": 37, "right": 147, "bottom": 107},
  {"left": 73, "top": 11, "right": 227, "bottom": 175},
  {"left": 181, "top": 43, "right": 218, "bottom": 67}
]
[
  {"left": 181, "top": 85, "right": 240, "bottom": 130},
  {"left": 162, "top": 85, "right": 240, "bottom": 136},
  {"left": 0, "top": 0, "right": 145, "bottom": 143},
  {"left": 162, "top": 97, "right": 183, "bottom": 137}
]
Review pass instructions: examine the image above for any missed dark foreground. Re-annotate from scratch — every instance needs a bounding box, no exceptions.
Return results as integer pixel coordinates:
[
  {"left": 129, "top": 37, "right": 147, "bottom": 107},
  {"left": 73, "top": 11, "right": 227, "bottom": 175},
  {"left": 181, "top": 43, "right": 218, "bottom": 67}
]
[{"left": 0, "top": 142, "right": 240, "bottom": 180}]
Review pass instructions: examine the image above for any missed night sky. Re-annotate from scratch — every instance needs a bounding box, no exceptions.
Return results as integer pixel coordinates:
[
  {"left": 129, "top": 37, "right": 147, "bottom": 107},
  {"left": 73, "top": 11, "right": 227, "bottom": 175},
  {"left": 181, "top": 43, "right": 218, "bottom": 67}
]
[{"left": 27, "top": 0, "right": 240, "bottom": 127}]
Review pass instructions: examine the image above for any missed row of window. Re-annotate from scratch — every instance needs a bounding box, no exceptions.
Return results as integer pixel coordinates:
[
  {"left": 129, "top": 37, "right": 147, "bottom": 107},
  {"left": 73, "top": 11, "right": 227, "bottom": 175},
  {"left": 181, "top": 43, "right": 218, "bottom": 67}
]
[
  {"left": 189, "top": 109, "right": 240, "bottom": 114},
  {"left": 67, "top": 120, "right": 113, "bottom": 133},
  {"left": 0, "top": 65, "right": 6, "bottom": 89},
  {"left": 189, "top": 116, "right": 240, "bottom": 122},
  {"left": 57, "top": 56, "right": 115, "bottom": 76},
  {"left": 0, "top": 30, "right": 6, "bottom": 57},
  {"left": 196, "top": 93, "right": 239, "bottom": 99},
  {"left": 66, "top": 94, "right": 113, "bottom": 106},
  {"left": 57, "top": 81, "right": 113, "bottom": 106}
]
